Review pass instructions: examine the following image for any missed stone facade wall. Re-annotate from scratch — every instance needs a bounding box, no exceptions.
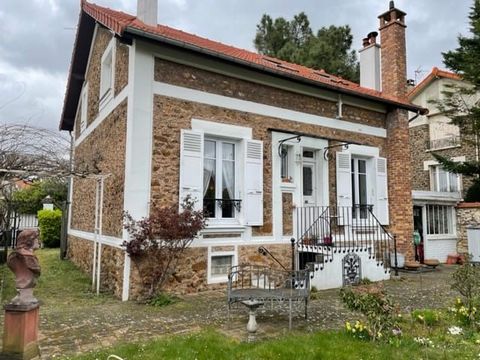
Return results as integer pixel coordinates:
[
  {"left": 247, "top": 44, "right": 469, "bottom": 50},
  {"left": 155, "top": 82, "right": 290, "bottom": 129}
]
[
  {"left": 151, "top": 95, "right": 387, "bottom": 237},
  {"left": 151, "top": 59, "right": 389, "bottom": 237},
  {"left": 74, "top": 25, "right": 129, "bottom": 139},
  {"left": 410, "top": 123, "right": 477, "bottom": 197},
  {"left": 71, "top": 100, "right": 127, "bottom": 237},
  {"left": 282, "top": 193, "right": 294, "bottom": 237},
  {"left": 67, "top": 236, "right": 125, "bottom": 298},
  {"left": 456, "top": 203, "right": 480, "bottom": 255}
]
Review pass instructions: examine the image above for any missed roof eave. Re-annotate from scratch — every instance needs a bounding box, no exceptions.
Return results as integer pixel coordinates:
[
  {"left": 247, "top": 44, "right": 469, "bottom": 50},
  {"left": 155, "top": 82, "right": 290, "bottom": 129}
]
[{"left": 125, "top": 26, "right": 426, "bottom": 115}]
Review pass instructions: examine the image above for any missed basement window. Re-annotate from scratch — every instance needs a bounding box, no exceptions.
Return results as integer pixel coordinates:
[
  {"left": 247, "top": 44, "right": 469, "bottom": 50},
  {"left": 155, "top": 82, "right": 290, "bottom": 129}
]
[
  {"left": 99, "top": 39, "right": 115, "bottom": 109},
  {"left": 208, "top": 252, "right": 236, "bottom": 284}
]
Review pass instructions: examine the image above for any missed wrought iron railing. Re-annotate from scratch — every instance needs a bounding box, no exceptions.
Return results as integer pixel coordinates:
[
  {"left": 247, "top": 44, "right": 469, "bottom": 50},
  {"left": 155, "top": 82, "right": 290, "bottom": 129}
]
[
  {"left": 295, "top": 205, "right": 394, "bottom": 274},
  {"left": 427, "top": 135, "right": 461, "bottom": 150}
]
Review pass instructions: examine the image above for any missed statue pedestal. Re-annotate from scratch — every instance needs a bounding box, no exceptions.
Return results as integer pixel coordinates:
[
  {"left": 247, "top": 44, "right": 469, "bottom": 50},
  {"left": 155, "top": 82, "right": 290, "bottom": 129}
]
[{"left": 0, "top": 303, "right": 40, "bottom": 360}]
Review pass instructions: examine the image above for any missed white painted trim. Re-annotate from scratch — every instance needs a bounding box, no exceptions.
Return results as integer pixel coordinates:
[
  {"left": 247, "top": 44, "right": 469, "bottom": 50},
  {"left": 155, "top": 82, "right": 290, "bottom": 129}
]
[
  {"left": 191, "top": 118, "right": 252, "bottom": 139},
  {"left": 207, "top": 246, "right": 237, "bottom": 284},
  {"left": 343, "top": 144, "right": 380, "bottom": 158},
  {"left": 68, "top": 229, "right": 124, "bottom": 249},
  {"left": 153, "top": 82, "right": 387, "bottom": 138},
  {"left": 99, "top": 38, "right": 116, "bottom": 111},
  {"left": 74, "top": 85, "right": 129, "bottom": 147},
  {"left": 122, "top": 253, "right": 131, "bottom": 301},
  {"left": 271, "top": 131, "right": 329, "bottom": 241},
  {"left": 423, "top": 156, "right": 466, "bottom": 171}
]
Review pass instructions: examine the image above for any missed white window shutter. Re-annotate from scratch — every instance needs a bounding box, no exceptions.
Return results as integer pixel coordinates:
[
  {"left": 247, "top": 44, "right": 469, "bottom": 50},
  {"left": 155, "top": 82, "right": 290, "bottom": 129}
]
[
  {"left": 336, "top": 152, "right": 352, "bottom": 225},
  {"left": 244, "top": 140, "right": 263, "bottom": 226},
  {"left": 179, "top": 130, "right": 204, "bottom": 212},
  {"left": 375, "top": 157, "right": 389, "bottom": 225}
]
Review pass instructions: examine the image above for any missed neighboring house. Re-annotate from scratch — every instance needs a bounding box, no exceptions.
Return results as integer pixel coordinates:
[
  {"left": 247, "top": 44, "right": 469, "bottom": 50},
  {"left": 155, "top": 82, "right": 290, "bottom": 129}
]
[
  {"left": 409, "top": 67, "right": 480, "bottom": 262},
  {"left": 60, "top": 0, "right": 425, "bottom": 300}
]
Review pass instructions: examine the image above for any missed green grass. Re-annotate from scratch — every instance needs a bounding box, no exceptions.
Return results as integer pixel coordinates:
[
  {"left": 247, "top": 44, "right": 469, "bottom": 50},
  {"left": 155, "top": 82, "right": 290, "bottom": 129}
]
[
  {"left": 0, "top": 249, "right": 110, "bottom": 307},
  {"left": 65, "top": 328, "right": 480, "bottom": 360}
]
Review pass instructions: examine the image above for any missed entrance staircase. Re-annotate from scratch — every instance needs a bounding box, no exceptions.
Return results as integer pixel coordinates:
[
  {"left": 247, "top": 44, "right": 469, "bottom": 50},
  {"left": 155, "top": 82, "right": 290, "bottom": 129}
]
[{"left": 295, "top": 205, "right": 395, "bottom": 289}]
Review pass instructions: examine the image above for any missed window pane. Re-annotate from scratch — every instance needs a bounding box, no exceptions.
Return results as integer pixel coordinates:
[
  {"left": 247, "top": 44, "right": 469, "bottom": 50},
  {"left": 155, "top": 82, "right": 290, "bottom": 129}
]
[
  {"left": 203, "top": 140, "right": 216, "bottom": 218},
  {"left": 222, "top": 143, "right": 235, "bottom": 160},
  {"left": 303, "top": 166, "right": 313, "bottom": 196},
  {"left": 222, "top": 159, "right": 235, "bottom": 218},
  {"left": 205, "top": 140, "right": 216, "bottom": 158},
  {"left": 359, "top": 174, "right": 367, "bottom": 218},
  {"left": 358, "top": 159, "right": 366, "bottom": 174},
  {"left": 438, "top": 168, "right": 448, "bottom": 192},
  {"left": 211, "top": 255, "right": 233, "bottom": 276},
  {"left": 281, "top": 145, "right": 289, "bottom": 179},
  {"left": 449, "top": 172, "right": 458, "bottom": 192}
]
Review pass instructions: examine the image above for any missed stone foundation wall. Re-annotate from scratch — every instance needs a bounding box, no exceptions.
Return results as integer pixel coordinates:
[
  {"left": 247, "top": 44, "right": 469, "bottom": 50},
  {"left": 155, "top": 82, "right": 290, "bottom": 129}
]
[
  {"left": 67, "top": 236, "right": 125, "bottom": 298},
  {"left": 456, "top": 203, "right": 480, "bottom": 255}
]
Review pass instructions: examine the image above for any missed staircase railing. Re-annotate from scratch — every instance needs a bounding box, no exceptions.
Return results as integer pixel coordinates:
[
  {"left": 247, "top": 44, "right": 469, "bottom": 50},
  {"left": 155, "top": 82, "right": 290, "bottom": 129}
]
[{"left": 295, "top": 205, "right": 394, "bottom": 274}]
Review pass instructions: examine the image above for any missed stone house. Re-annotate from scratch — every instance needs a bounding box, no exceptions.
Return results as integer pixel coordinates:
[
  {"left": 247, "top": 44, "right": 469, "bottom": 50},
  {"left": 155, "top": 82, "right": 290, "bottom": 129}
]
[
  {"left": 60, "top": 0, "right": 425, "bottom": 300},
  {"left": 409, "top": 67, "right": 480, "bottom": 262}
]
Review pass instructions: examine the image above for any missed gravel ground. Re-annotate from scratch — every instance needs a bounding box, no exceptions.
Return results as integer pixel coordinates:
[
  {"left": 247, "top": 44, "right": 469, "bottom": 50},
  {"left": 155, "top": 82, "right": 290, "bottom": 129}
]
[{"left": 4, "top": 265, "right": 459, "bottom": 358}]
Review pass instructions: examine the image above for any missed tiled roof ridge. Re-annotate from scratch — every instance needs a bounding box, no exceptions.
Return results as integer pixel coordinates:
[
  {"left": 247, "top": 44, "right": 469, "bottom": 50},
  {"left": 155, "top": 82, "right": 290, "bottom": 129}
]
[
  {"left": 408, "top": 67, "right": 462, "bottom": 99},
  {"left": 81, "top": 1, "right": 421, "bottom": 109}
]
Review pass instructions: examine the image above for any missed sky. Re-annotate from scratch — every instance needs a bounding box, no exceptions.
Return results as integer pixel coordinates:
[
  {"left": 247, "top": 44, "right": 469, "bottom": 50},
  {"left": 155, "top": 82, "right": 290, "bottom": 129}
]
[{"left": 0, "top": 0, "right": 472, "bottom": 131}]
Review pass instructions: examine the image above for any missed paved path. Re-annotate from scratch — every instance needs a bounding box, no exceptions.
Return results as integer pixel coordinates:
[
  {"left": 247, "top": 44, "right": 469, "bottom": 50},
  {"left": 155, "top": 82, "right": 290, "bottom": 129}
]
[{"left": 6, "top": 265, "right": 460, "bottom": 358}]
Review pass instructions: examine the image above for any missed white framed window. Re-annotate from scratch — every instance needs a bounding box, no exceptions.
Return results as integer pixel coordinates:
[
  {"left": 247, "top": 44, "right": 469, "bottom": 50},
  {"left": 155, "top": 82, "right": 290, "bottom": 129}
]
[
  {"left": 80, "top": 83, "right": 89, "bottom": 133},
  {"left": 203, "top": 138, "right": 238, "bottom": 220},
  {"left": 430, "top": 165, "right": 460, "bottom": 192},
  {"left": 208, "top": 249, "right": 236, "bottom": 284},
  {"left": 280, "top": 145, "right": 290, "bottom": 181},
  {"left": 426, "top": 205, "right": 455, "bottom": 235},
  {"left": 99, "top": 39, "right": 115, "bottom": 109}
]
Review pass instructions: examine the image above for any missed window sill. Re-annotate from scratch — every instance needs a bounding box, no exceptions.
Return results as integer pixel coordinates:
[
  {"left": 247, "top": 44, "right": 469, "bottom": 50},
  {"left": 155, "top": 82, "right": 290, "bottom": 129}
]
[
  {"left": 280, "top": 182, "right": 296, "bottom": 191},
  {"left": 208, "top": 275, "right": 229, "bottom": 284},
  {"left": 202, "top": 223, "right": 246, "bottom": 234},
  {"left": 425, "top": 145, "right": 461, "bottom": 152},
  {"left": 426, "top": 234, "right": 457, "bottom": 241}
]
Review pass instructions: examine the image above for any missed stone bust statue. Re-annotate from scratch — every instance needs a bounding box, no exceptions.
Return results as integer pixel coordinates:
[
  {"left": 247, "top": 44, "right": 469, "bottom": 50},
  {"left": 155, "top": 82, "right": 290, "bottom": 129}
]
[{"left": 7, "top": 229, "right": 41, "bottom": 306}]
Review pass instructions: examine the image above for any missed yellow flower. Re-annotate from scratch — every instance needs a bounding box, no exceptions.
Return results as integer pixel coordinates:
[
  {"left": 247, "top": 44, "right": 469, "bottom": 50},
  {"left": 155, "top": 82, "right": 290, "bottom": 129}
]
[{"left": 346, "top": 322, "right": 352, "bottom": 331}]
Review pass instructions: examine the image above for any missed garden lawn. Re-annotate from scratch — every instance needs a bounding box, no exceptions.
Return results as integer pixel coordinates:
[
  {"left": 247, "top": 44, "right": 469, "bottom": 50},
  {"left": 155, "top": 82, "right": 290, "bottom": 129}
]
[{"left": 66, "top": 328, "right": 480, "bottom": 360}]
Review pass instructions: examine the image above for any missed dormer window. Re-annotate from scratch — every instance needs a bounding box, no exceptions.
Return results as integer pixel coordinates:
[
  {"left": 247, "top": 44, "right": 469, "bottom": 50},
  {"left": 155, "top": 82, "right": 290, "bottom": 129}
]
[{"left": 99, "top": 39, "right": 115, "bottom": 109}]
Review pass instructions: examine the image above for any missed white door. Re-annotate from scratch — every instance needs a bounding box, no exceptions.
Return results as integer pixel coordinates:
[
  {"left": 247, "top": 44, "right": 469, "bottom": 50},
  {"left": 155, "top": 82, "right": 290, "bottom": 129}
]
[{"left": 302, "top": 149, "right": 317, "bottom": 206}]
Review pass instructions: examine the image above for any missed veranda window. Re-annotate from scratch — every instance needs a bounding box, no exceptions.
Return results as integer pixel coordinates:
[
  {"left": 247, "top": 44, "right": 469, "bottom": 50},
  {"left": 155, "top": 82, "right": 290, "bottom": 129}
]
[
  {"left": 426, "top": 205, "right": 455, "bottom": 235},
  {"left": 203, "top": 139, "right": 237, "bottom": 219}
]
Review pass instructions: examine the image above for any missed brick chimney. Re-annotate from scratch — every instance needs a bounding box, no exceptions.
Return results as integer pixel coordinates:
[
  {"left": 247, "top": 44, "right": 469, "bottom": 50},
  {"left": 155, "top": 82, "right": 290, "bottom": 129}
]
[
  {"left": 379, "top": 1, "right": 414, "bottom": 261},
  {"left": 378, "top": 0, "right": 407, "bottom": 98},
  {"left": 359, "top": 31, "right": 381, "bottom": 91},
  {"left": 137, "top": 0, "right": 158, "bottom": 26}
]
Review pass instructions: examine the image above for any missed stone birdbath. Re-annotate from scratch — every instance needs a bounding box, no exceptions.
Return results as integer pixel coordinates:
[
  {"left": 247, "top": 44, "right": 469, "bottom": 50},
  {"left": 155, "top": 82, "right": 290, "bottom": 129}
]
[{"left": 241, "top": 300, "right": 264, "bottom": 342}]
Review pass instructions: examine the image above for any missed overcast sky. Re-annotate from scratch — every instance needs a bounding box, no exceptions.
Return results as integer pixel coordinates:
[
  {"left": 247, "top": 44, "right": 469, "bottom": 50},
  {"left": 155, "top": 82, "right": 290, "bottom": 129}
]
[{"left": 0, "top": 0, "right": 472, "bottom": 131}]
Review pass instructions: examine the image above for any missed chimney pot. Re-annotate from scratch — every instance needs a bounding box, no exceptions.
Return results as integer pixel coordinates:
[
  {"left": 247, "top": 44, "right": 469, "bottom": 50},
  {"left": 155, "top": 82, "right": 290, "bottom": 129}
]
[
  {"left": 362, "top": 37, "right": 370, "bottom": 47},
  {"left": 390, "top": 1, "right": 395, "bottom": 10}
]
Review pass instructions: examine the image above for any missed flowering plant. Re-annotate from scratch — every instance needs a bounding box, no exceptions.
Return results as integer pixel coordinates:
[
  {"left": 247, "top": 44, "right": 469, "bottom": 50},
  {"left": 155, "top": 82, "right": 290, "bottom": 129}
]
[{"left": 345, "top": 321, "right": 370, "bottom": 340}]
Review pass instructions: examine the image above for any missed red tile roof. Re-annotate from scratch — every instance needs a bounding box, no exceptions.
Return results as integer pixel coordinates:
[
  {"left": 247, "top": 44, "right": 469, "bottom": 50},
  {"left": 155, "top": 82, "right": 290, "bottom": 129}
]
[
  {"left": 82, "top": 1, "right": 425, "bottom": 111},
  {"left": 408, "top": 67, "right": 462, "bottom": 99}
]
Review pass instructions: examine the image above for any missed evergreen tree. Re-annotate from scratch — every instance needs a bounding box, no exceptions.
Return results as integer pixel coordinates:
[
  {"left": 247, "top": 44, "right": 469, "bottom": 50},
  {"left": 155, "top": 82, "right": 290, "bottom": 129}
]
[
  {"left": 432, "top": 0, "right": 480, "bottom": 201},
  {"left": 254, "top": 13, "right": 359, "bottom": 82}
]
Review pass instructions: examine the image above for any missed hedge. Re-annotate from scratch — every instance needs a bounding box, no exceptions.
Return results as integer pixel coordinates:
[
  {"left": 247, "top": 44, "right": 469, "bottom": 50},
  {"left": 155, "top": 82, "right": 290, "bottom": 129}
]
[{"left": 37, "top": 209, "right": 62, "bottom": 248}]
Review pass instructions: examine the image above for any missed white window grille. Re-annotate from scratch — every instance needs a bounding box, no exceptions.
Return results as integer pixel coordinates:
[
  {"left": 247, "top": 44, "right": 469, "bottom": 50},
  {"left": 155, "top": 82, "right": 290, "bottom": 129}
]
[
  {"left": 210, "top": 255, "right": 233, "bottom": 277},
  {"left": 426, "top": 205, "right": 455, "bottom": 235},
  {"left": 99, "top": 40, "right": 115, "bottom": 109}
]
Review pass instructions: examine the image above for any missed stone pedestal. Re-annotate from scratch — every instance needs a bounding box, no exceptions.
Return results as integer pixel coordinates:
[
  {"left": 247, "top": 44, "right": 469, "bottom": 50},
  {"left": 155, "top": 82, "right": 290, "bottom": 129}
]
[{"left": 0, "top": 303, "right": 40, "bottom": 360}]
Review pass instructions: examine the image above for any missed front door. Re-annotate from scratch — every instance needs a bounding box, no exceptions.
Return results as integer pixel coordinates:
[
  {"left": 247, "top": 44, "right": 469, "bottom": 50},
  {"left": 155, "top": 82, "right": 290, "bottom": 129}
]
[{"left": 302, "top": 150, "right": 317, "bottom": 206}]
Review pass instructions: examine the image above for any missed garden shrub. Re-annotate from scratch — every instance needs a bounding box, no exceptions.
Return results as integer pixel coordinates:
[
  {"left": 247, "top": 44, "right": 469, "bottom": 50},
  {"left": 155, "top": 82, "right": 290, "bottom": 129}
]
[
  {"left": 147, "top": 292, "right": 178, "bottom": 307},
  {"left": 37, "top": 209, "right": 62, "bottom": 248},
  {"left": 411, "top": 309, "right": 441, "bottom": 326},
  {"left": 340, "top": 284, "right": 399, "bottom": 341},
  {"left": 451, "top": 258, "right": 480, "bottom": 325}
]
